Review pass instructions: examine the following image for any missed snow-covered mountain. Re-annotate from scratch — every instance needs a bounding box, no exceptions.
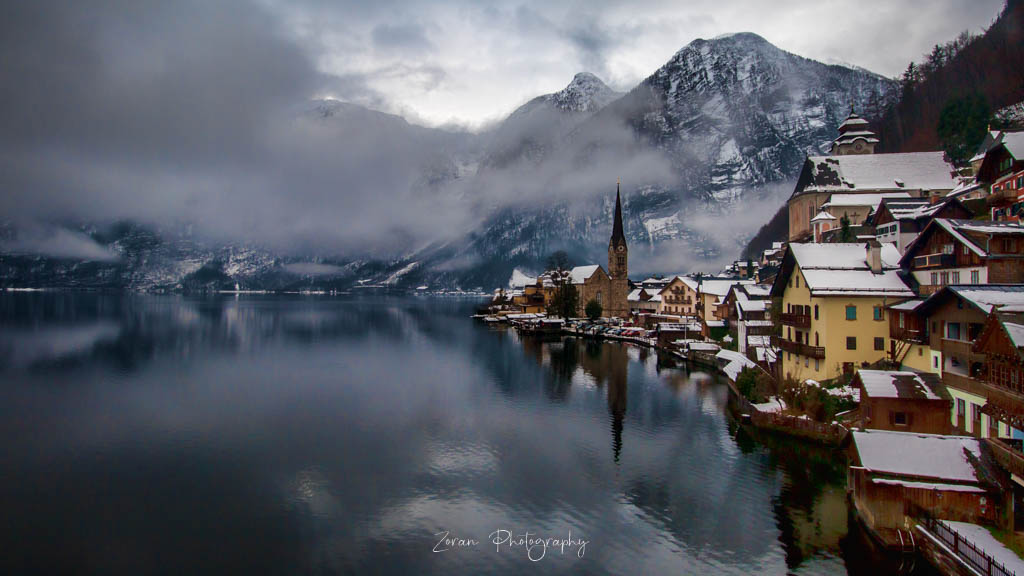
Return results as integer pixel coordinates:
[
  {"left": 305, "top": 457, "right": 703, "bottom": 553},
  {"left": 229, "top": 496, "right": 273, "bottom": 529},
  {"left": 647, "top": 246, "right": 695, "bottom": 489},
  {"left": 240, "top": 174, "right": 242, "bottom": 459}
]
[{"left": 1, "top": 33, "right": 898, "bottom": 292}]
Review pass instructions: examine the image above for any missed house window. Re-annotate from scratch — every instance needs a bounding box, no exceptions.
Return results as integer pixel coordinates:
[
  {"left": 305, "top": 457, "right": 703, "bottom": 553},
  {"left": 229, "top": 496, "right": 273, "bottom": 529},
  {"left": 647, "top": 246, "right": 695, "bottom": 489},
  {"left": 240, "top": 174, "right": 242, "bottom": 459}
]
[
  {"left": 805, "top": 357, "right": 809, "bottom": 367},
  {"left": 952, "top": 271, "right": 960, "bottom": 283},
  {"left": 931, "top": 321, "right": 937, "bottom": 334},
  {"left": 815, "top": 332, "right": 819, "bottom": 346},
  {"left": 971, "top": 270, "right": 980, "bottom": 284},
  {"left": 795, "top": 275, "right": 800, "bottom": 288},
  {"left": 813, "top": 304, "right": 818, "bottom": 320},
  {"left": 873, "top": 306, "right": 883, "bottom": 321},
  {"left": 874, "top": 337, "right": 884, "bottom": 351},
  {"left": 893, "top": 411, "right": 908, "bottom": 426},
  {"left": 898, "top": 312, "right": 905, "bottom": 328},
  {"left": 596, "top": 291, "right": 602, "bottom": 304},
  {"left": 942, "top": 243, "right": 954, "bottom": 254},
  {"left": 940, "top": 271, "right": 949, "bottom": 285},
  {"left": 814, "top": 358, "right": 820, "bottom": 371},
  {"left": 962, "top": 245, "right": 969, "bottom": 255},
  {"left": 931, "top": 272, "right": 938, "bottom": 285},
  {"left": 846, "top": 336, "right": 857, "bottom": 350},
  {"left": 972, "top": 404, "right": 982, "bottom": 423},
  {"left": 846, "top": 305, "right": 857, "bottom": 320},
  {"left": 947, "top": 322, "right": 961, "bottom": 341},
  {"left": 957, "top": 399, "right": 966, "bottom": 418}
]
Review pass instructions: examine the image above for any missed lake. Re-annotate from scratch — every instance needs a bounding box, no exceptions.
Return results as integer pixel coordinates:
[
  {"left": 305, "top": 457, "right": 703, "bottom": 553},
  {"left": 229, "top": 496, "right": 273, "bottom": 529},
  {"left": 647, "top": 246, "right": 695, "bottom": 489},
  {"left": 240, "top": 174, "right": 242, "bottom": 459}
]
[{"left": 0, "top": 293, "right": 935, "bottom": 574}]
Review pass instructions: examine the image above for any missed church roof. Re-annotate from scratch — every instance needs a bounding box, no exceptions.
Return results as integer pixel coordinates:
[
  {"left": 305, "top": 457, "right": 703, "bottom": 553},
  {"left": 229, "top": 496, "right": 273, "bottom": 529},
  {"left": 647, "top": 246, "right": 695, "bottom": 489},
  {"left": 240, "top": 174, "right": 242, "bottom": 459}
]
[{"left": 610, "top": 181, "right": 626, "bottom": 248}]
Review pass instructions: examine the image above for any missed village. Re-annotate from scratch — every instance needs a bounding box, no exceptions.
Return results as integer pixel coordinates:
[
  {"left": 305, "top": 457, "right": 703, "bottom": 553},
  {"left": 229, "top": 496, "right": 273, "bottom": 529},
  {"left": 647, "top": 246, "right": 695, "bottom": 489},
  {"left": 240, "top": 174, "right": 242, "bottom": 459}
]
[{"left": 482, "top": 112, "right": 1024, "bottom": 575}]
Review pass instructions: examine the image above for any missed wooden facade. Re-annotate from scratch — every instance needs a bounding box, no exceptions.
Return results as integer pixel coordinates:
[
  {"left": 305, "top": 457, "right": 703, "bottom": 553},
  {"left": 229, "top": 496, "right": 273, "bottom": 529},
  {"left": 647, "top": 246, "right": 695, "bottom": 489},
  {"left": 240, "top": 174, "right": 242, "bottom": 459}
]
[{"left": 973, "top": 312, "right": 1024, "bottom": 430}]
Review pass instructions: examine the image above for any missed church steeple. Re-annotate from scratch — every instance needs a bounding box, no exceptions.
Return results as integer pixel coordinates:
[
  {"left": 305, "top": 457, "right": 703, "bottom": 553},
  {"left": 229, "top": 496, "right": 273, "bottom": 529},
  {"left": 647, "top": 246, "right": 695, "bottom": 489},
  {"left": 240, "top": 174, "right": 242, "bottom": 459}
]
[
  {"left": 608, "top": 180, "right": 627, "bottom": 280},
  {"left": 610, "top": 179, "right": 626, "bottom": 249}
]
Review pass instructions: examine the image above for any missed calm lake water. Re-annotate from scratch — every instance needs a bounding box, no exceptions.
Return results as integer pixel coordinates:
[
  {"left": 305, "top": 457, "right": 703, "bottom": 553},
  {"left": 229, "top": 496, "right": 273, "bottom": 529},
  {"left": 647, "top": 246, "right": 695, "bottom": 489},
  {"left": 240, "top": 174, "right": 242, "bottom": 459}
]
[{"left": 0, "top": 293, "right": 936, "bottom": 574}]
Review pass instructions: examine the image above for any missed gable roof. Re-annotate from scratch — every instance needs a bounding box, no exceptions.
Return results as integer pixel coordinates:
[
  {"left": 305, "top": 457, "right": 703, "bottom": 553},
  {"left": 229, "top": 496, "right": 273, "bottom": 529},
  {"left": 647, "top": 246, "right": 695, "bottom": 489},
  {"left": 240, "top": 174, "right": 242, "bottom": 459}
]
[
  {"left": 792, "top": 152, "right": 957, "bottom": 198},
  {"left": 851, "top": 430, "right": 982, "bottom": 484},
  {"left": 901, "top": 218, "right": 1024, "bottom": 264},
  {"left": 772, "top": 242, "right": 913, "bottom": 298},
  {"left": 570, "top": 265, "right": 601, "bottom": 284},
  {"left": 856, "top": 370, "right": 945, "bottom": 401},
  {"left": 822, "top": 192, "right": 910, "bottom": 211}
]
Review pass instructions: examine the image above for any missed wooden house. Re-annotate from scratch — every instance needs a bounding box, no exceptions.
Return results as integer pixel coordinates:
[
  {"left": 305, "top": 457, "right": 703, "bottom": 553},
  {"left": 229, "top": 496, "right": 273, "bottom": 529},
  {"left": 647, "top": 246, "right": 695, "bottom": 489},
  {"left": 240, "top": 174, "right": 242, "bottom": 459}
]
[
  {"left": 899, "top": 218, "right": 1024, "bottom": 296},
  {"left": 848, "top": 430, "right": 1006, "bottom": 547},
  {"left": 871, "top": 197, "right": 972, "bottom": 254},
  {"left": 855, "top": 370, "right": 950, "bottom": 434},
  {"left": 977, "top": 132, "right": 1024, "bottom": 221},
  {"left": 914, "top": 285, "right": 1024, "bottom": 438}
]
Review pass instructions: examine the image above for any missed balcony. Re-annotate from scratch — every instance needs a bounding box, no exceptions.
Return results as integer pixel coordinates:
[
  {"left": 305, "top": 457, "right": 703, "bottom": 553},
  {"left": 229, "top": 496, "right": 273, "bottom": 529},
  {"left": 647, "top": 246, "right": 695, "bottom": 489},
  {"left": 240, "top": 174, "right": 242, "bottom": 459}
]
[
  {"left": 890, "top": 327, "right": 925, "bottom": 344},
  {"left": 771, "top": 336, "right": 826, "bottom": 359},
  {"left": 912, "top": 252, "right": 956, "bottom": 269},
  {"left": 779, "top": 312, "right": 810, "bottom": 329},
  {"left": 985, "top": 438, "right": 1024, "bottom": 481}
]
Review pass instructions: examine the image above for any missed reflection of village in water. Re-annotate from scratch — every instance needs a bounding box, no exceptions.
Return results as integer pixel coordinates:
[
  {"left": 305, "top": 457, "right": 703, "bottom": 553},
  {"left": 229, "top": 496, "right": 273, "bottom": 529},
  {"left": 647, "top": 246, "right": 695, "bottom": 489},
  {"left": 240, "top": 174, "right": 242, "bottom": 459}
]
[{"left": 508, "top": 326, "right": 933, "bottom": 575}]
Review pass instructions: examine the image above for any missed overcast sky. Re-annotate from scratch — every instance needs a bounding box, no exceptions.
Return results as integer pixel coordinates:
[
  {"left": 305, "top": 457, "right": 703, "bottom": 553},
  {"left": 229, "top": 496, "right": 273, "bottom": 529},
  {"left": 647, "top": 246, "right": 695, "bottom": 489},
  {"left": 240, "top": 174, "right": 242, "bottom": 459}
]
[
  {"left": 0, "top": 0, "right": 1007, "bottom": 264},
  {"left": 263, "top": 0, "right": 1003, "bottom": 128}
]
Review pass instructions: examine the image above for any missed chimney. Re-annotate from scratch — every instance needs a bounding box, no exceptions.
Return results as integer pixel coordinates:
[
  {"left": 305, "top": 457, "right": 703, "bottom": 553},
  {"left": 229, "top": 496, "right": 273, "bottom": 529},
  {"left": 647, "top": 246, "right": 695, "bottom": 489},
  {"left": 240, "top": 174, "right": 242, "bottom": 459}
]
[{"left": 866, "top": 239, "right": 882, "bottom": 274}]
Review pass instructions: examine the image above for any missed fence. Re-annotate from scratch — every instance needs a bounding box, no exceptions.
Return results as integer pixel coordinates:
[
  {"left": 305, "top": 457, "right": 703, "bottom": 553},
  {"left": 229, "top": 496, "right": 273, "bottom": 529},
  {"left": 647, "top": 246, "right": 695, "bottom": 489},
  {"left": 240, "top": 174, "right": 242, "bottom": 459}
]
[
  {"left": 748, "top": 411, "right": 848, "bottom": 445},
  {"left": 923, "top": 516, "right": 1015, "bottom": 576}
]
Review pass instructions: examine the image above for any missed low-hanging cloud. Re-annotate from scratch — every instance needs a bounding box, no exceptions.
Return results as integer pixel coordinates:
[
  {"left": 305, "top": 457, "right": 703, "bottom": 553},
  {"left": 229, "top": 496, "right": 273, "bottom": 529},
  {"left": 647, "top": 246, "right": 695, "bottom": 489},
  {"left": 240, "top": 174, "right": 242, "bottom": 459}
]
[{"left": 0, "top": 0, "right": 1004, "bottom": 273}]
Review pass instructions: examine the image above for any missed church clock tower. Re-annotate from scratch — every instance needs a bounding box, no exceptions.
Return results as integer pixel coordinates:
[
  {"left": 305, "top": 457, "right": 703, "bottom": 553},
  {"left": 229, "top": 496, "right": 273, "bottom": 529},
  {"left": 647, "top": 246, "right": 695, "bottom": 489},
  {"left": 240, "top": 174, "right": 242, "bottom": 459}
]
[{"left": 608, "top": 180, "right": 628, "bottom": 279}]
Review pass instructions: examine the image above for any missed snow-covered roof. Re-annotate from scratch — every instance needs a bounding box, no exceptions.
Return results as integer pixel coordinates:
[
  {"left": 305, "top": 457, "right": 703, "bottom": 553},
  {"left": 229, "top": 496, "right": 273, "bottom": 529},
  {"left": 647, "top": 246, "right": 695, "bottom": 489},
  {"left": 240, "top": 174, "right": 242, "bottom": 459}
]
[
  {"left": 948, "top": 286, "right": 1024, "bottom": 314},
  {"left": 810, "top": 210, "right": 836, "bottom": 222},
  {"left": 1005, "top": 322, "right": 1024, "bottom": 349},
  {"left": 716, "top": 349, "right": 759, "bottom": 381},
  {"left": 688, "top": 342, "right": 720, "bottom": 352},
  {"left": 737, "top": 299, "right": 768, "bottom": 312},
  {"left": 570, "top": 265, "right": 601, "bottom": 284},
  {"left": 914, "top": 219, "right": 1024, "bottom": 260},
  {"left": 879, "top": 198, "right": 947, "bottom": 221},
  {"left": 747, "top": 335, "right": 772, "bottom": 348},
  {"left": 800, "top": 268, "right": 914, "bottom": 297},
  {"left": 746, "top": 284, "right": 771, "bottom": 296},
  {"left": 852, "top": 430, "right": 982, "bottom": 483},
  {"left": 858, "top": 370, "right": 943, "bottom": 400},
  {"left": 1002, "top": 131, "right": 1024, "bottom": 160},
  {"left": 823, "top": 192, "right": 910, "bottom": 210},
  {"left": 798, "top": 152, "right": 957, "bottom": 195},
  {"left": 888, "top": 299, "right": 924, "bottom": 311},
  {"left": 790, "top": 243, "right": 901, "bottom": 270},
  {"left": 628, "top": 288, "right": 662, "bottom": 303},
  {"left": 787, "top": 243, "right": 913, "bottom": 297},
  {"left": 699, "top": 278, "right": 754, "bottom": 297}
]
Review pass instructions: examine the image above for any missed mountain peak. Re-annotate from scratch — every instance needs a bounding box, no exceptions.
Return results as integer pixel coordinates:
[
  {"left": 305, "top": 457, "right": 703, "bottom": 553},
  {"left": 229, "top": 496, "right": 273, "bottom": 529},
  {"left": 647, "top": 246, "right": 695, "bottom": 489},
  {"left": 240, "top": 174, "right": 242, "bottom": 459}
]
[{"left": 547, "top": 72, "right": 620, "bottom": 113}]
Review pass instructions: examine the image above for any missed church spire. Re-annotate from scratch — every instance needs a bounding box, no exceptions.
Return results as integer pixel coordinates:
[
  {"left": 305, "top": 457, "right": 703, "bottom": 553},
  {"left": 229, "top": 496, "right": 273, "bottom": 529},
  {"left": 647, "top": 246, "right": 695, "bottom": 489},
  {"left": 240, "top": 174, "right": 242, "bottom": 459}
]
[{"left": 611, "top": 179, "right": 626, "bottom": 248}]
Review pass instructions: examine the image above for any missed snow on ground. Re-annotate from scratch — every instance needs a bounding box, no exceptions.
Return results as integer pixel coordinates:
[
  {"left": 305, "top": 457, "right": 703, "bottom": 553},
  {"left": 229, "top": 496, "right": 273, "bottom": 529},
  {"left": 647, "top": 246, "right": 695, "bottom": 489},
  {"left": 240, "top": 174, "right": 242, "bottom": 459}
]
[
  {"left": 941, "top": 521, "right": 1024, "bottom": 575},
  {"left": 753, "top": 397, "right": 787, "bottom": 413}
]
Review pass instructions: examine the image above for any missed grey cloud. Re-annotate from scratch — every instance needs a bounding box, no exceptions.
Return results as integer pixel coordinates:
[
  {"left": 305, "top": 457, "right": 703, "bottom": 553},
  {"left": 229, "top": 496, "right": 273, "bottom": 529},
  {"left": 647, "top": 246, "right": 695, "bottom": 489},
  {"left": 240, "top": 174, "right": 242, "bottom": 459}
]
[{"left": 371, "top": 22, "right": 434, "bottom": 53}]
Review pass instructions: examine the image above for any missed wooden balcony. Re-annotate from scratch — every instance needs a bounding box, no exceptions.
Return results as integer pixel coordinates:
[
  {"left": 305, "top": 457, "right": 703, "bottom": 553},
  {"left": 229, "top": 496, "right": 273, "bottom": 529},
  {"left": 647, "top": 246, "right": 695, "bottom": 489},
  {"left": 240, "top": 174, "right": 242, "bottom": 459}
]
[
  {"left": 779, "top": 312, "right": 810, "bottom": 329},
  {"left": 985, "top": 437, "right": 1024, "bottom": 481},
  {"left": 772, "top": 335, "right": 825, "bottom": 359},
  {"left": 890, "top": 327, "right": 925, "bottom": 344},
  {"left": 912, "top": 252, "right": 956, "bottom": 269}
]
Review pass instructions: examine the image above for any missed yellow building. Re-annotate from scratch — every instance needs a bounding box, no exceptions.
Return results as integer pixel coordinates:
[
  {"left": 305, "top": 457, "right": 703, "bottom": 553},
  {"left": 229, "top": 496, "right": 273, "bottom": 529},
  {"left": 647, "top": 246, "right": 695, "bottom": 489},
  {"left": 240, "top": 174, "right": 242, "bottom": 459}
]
[
  {"left": 770, "top": 242, "right": 914, "bottom": 381},
  {"left": 657, "top": 276, "right": 699, "bottom": 316}
]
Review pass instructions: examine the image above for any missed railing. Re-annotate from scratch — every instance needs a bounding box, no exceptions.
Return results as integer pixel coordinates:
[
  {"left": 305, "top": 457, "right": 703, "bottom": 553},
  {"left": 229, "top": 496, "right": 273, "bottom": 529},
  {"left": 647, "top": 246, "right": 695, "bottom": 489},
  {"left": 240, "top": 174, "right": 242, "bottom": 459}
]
[
  {"left": 923, "top": 516, "right": 1015, "bottom": 576},
  {"left": 771, "top": 336, "right": 826, "bottom": 359},
  {"left": 985, "top": 438, "right": 1024, "bottom": 481},
  {"left": 890, "top": 327, "right": 926, "bottom": 344},
  {"left": 912, "top": 252, "right": 956, "bottom": 269},
  {"left": 779, "top": 312, "right": 810, "bottom": 329}
]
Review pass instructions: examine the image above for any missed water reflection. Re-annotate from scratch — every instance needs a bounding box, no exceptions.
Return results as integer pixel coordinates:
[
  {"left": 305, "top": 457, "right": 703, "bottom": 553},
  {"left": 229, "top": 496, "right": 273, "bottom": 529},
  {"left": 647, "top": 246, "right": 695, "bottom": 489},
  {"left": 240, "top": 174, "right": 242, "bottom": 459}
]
[{"left": 0, "top": 293, "right": 936, "bottom": 575}]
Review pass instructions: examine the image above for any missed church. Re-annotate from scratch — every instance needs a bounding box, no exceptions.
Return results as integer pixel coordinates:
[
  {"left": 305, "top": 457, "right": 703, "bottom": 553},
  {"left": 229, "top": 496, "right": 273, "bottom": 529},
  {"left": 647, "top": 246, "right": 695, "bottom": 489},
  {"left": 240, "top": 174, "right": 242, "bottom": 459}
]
[{"left": 569, "top": 183, "right": 630, "bottom": 318}]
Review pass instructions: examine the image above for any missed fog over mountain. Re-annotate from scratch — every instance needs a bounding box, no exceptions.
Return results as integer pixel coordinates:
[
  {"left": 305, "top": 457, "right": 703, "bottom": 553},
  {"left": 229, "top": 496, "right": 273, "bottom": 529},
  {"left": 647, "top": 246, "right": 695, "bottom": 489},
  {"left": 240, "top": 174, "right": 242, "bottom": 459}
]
[{"left": 0, "top": 1, "right": 979, "bottom": 290}]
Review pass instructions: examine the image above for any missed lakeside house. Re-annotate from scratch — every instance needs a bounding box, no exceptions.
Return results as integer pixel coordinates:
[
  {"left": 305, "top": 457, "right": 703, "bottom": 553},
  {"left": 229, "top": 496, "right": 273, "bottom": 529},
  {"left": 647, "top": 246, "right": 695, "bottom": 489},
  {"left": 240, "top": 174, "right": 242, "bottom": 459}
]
[
  {"left": 771, "top": 241, "right": 915, "bottom": 381},
  {"left": 656, "top": 276, "right": 699, "bottom": 317},
  {"left": 855, "top": 370, "right": 950, "bottom": 434},
  {"left": 847, "top": 430, "right": 1006, "bottom": 546}
]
